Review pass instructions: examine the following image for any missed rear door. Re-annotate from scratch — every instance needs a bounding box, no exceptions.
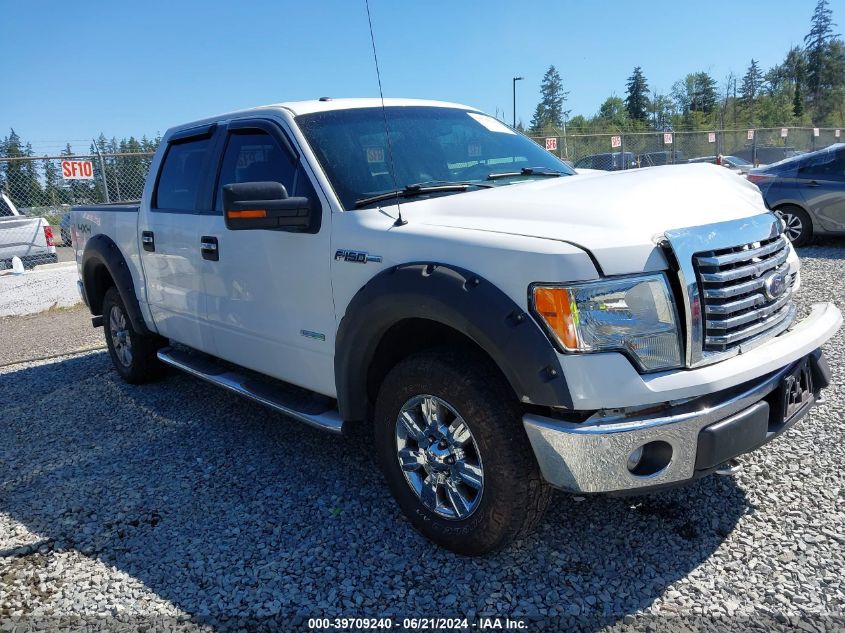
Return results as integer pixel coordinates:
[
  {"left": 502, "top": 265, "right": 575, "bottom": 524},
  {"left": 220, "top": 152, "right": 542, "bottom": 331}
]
[
  {"left": 140, "top": 126, "right": 218, "bottom": 353},
  {"left": 797, "top": 147, "right": 845, "bottom": 233},
  {"left": 196, "top": 118, "right": 336, "bottom": 396}
]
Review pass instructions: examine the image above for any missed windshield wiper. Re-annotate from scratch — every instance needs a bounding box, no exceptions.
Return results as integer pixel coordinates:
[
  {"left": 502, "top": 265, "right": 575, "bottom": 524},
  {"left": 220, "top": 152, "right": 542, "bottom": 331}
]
[
  {"left": 486, "top": 167, "right": 565, "bottom": 180},
  {"left": 353, "top": 181, "right": 492, "bottom": 209}
]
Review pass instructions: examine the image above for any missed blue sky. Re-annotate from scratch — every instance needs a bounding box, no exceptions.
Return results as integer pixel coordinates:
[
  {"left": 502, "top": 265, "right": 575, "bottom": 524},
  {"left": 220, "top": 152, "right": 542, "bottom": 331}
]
[{"left": 0, "top": 0, "right": 821, "bottom": 155}]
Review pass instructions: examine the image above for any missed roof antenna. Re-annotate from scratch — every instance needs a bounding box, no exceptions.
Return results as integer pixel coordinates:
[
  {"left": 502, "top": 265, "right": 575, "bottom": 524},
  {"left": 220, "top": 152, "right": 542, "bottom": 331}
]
[{"left": 365, "top": 0, "right": 406, "bottom": 227}]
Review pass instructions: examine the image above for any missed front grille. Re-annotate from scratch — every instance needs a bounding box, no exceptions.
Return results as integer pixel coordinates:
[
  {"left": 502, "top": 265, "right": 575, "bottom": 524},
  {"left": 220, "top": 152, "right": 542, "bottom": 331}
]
[{"left": 694, "top": 233, "right": 796, "bottom": 353}]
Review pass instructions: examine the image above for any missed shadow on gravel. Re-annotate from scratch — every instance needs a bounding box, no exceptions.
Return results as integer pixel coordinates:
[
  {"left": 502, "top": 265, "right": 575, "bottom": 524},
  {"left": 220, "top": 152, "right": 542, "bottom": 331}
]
[{"left": 0, "top": 352, "right": 750, "bottom": 630}]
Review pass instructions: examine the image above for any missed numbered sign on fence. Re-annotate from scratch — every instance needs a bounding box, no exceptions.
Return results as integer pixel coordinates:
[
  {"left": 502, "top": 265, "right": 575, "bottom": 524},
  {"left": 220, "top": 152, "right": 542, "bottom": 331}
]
[
  {"left": 61, "top": 160, "right": 94, "bottom": 180},
  {"left": 781, "top": 128, "right": 788, "bottom": 138},
  {"left": 813, "top": 128, "right": 820, "bottom": 137},
  {"left": 611, "top": 135, "right": 621, "bottom": 148},
  {"left": 545, "top": 137, "right": 558, "bottom": 151},
  {"left": 747, "top": 130, "right": 754, "bottom": 140},
  {"left": 708, "top": 132, "right": 716, "bottom": 143},
  {"left": 837, "top": 130, "right": 842, "bottom": 138},
  {"left": 663, "top": 133, "right": 673, "bottom": 145}
]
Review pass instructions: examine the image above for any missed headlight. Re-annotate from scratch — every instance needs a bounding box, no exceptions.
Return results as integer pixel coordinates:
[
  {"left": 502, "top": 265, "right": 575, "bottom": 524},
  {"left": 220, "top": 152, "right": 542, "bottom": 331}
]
[{"left": 531, "top": 273, "right": 682, "bottom": 372}]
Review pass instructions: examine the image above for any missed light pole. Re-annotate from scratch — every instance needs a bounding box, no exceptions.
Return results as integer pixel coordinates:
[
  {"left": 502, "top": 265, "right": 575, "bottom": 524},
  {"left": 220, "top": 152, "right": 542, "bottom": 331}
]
[{"left": 512, "top": 76, "right": 523, "bottom": 129}]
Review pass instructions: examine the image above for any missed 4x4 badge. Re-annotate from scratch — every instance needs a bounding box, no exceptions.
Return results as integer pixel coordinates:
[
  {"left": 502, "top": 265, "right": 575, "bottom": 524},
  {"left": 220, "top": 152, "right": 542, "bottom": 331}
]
[{"left": 334, "top": 249, "right": 382, "bottom": 264}]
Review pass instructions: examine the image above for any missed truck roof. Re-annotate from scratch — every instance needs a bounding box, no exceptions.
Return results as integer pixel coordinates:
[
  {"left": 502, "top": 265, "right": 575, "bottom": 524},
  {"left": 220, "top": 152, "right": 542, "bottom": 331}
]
[
  {"left": 270, "top": 98, "right": 475, "bottom": 116},
  {"left": 166, "top": 98, "right": 476, "bottom": 138}
]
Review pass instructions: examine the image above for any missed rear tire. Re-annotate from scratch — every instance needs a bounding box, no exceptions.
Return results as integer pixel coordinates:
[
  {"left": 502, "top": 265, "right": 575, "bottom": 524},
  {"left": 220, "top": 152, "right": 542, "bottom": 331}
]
[
  {"left": 102, "top": 286, "right": 166, "bottom": 384},
  {"left": 775, "top": 205, "right": 812, "bottom": 247},
  {"left": 374, "top": 349, "right": 551, "bottom": 555}
]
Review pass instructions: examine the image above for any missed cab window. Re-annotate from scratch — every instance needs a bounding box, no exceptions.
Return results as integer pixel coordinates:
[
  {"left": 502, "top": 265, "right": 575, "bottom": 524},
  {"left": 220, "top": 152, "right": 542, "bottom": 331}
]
[{"left": 154, "top": 137, "right": 211, "bottom": 210}]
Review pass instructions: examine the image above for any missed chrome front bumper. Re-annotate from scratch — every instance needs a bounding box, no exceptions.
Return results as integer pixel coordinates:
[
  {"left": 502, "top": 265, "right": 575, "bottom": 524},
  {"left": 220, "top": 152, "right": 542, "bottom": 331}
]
[{"left": 523, "top": 351, "right": 829, "bottom": 494}]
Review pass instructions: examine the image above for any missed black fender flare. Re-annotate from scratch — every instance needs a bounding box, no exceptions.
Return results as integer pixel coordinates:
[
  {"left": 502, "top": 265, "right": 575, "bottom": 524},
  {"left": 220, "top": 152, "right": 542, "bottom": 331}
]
[
  {"left": 81, "top": 234, "right": 152, "bottom": 336},
  {"left": 334, "top": 262, "right": 571, "bottom": 421}
]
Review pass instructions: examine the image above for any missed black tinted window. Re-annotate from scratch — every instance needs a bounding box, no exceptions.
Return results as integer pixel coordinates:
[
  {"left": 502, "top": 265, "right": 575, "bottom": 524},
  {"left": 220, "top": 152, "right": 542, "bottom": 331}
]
[
  {"left": 798, "top": 149, "right": 845, "bottom": 180},
  {"left": 155, "top": 137, "right": 211, "bottom": 210},
  {"left": 215, "top": 131, "right": 296, "bottom": 211}
]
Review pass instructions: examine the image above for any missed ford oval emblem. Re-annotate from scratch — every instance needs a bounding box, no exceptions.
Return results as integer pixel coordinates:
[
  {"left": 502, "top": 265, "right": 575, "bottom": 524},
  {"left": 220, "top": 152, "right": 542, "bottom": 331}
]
[{"left": 763, "top": 271, "right": 788, "bottom": 300}]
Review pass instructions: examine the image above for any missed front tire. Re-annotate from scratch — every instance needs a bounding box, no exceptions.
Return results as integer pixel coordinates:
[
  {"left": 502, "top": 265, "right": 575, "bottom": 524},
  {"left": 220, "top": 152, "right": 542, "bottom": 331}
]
[
  {"left": 374, "top": 349, "right": 551, "bottom": 555},
  {"left": 102, "top": 286, "right": 166, "bottom": 384},
  {"left": 775, "top": 205, "right": 812, "bottom": 247}
]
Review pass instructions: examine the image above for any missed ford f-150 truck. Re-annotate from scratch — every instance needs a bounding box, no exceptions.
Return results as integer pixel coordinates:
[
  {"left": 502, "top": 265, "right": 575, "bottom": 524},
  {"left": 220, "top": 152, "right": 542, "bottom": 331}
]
[
  {"left": 1, "top": 191, "right": 58, "bottom": 269},
  {"left": 72, "top": 99, "right": 841, "bottom": 555}
]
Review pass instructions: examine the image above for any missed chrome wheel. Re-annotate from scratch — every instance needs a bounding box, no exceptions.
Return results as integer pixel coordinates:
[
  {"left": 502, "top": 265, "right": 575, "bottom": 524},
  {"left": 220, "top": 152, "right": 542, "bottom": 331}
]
[
  {"left": 395, "top": 394, "right": 484, "bottom": 520},
  {"left": 776, "top": 210, "right": 803, "bottom": 243},
  {"left": 109, "top": 304, "right": 133, "bottom": 368}
]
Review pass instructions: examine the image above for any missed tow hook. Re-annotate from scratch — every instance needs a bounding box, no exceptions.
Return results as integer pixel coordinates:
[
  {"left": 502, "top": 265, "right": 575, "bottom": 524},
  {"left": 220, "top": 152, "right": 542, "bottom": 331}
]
[{"left": 715, "top": 458, "right": 743, "bottom": 476}]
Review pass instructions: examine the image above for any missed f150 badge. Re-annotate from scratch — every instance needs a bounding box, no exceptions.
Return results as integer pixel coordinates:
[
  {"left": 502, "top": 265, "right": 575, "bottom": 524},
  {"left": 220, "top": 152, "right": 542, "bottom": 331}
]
[{"left": 334, "top": 249, "right": 382, "bottom": 264}]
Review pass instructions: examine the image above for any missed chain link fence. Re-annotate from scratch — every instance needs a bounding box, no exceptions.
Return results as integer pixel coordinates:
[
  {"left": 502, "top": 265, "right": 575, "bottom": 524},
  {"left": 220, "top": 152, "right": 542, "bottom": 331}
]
[
  {"left": 0, "top": 127, "right": 842, "bottom": 269},
  {"left": 0, "top": 152, "right": 153, "bottom": 269},
  {"left": 529, "top": 126, "right": 843, "bottom": 170}
]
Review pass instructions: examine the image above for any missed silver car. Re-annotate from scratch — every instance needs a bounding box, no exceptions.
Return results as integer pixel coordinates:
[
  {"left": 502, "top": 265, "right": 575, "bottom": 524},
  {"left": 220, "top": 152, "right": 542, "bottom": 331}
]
[{"left": 748, "top": 143, "right": 845, "bottom": 246}]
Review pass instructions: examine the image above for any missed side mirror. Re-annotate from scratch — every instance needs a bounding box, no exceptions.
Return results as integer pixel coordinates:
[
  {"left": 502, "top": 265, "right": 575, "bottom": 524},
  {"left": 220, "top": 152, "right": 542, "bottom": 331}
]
[{"left": 223, "top": 181, "right": 311, "bottom": 230}]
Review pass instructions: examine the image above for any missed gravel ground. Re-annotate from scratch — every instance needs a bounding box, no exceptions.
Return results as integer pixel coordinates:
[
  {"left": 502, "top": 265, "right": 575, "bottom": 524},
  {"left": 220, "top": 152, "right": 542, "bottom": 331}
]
[
  {"left": 0, "top": 263, "right": 80, "bottom": 317},
  {"left": 0, "top": 305, "right": 104, "bottom": 368},
  {"left": 1, "top": 240, "right": 844, "bottom": 632}
]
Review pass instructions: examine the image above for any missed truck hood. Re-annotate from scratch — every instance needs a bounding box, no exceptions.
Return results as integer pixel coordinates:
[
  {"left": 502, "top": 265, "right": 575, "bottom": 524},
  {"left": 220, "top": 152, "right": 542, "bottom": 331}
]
[{"left": 400, "top": 164, "right": 769, "bottom": 275}]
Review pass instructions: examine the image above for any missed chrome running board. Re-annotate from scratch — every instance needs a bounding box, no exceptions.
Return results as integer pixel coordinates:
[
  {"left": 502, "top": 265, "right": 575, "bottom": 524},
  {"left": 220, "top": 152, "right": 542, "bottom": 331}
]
[{"left": 157, "top": 347, "right": 344, "bottom": 434}]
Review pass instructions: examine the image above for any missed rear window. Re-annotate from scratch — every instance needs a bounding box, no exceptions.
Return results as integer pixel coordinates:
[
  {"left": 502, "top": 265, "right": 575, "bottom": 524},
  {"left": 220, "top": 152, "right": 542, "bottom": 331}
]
[{"left": 154, "top": 137, "right": 211, "bottom": 210}]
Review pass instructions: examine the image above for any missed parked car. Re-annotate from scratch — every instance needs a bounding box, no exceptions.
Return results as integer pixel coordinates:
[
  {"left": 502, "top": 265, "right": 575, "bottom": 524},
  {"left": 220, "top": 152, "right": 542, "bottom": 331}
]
[
  {"left": 71, "top": 99, "right": 840, "bottom": 555},
  {"left": 639, "top": 150, "right": 687, "bottom": 167},
  {"left": 720, "top": 155, "right": 755, "bottom": 174},
  {"left": 687, "top": 156, "right": 717, "bottom": 165},
  {"left": 733, "top": 145, "right": 804, "bottom": 166},
  {"left": 0, "top": 191, "right": 58, "bottom": 269},
  {"left": 573, "top": 152, "right": 637, "bottom": 171},
  {"left": 748, "top": 143, "right": 845, "bottom": 246}
]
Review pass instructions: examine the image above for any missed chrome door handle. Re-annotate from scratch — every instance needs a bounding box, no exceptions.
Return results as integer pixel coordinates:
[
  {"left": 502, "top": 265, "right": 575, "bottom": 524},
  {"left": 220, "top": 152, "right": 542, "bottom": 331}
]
[{"left": 200, "top": 236, "right": 219, "bottom": 261}]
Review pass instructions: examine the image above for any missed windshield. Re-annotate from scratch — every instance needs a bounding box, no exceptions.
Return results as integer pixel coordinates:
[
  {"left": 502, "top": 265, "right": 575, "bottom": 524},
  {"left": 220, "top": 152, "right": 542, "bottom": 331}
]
[
  {"left": 297, "top": 106, "right": 574, "bottom": 209},
  {"left": 724, "top": 156, "right": 750, "bottom": 166}
]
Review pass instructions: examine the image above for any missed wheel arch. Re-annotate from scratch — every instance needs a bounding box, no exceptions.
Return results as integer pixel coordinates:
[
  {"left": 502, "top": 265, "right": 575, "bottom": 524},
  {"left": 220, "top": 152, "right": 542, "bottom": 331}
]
[
  {"left": 81, "top": 234, "right": 152, "bottom": 335},
  {"left": 335, "top": 262, "right": 572, "bottom": 422}
]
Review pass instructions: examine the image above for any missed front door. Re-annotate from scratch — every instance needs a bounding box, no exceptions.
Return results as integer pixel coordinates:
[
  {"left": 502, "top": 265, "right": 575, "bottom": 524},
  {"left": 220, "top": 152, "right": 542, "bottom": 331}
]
[
  {"left": 140, "top": 130, "right": 216, "bottom": 354},
  {"left": 197, "top": 119, "right": 336, "bottom": 396},
  {"left": 798, "top": 146, "right": 845, "bottom": 232}
]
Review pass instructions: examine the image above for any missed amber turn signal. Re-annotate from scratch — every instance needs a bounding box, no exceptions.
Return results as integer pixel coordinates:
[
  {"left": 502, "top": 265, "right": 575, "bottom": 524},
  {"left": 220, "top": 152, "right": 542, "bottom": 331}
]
[
  {"left": 533, "top": 287, "right": 580, "bottom": 349},
  {"left": 226, "top": 209, "right": 267, "bottom": 219}
]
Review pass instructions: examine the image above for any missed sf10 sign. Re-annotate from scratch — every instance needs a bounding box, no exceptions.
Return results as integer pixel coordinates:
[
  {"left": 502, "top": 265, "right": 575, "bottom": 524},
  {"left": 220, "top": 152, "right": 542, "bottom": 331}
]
[
  {"left": 61, "top": 160, "right": 94, "bottom": 180},
  {"left": 611, "top": 135, "right": 622, "bottom": 148}
]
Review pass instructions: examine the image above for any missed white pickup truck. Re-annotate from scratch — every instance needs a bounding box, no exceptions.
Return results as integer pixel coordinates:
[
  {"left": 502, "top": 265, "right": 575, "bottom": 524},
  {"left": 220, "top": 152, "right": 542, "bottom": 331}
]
[
  {"left": 72, "top": 99, "right": 841, "bottom": 555},
  {"left": 1, "top": 191, "right": 58, "bottom": 269}
]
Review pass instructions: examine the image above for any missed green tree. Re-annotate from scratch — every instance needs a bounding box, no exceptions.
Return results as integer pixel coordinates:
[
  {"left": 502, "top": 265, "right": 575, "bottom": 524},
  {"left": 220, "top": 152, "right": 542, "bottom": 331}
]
[
  {"left": 597, "top": 96, "right": 628, "bottom": 128},
  {"left": 0, "top": 130, "right": 44, "bottom": 207},
  {"left": 672, "top": 72, "right": 718, "bottom": 120},
  {"left": 529, "top": 65, "right": 569, "bottom": 133},
  {"left": 804, "top": 0, "right": 844, "bottom": 123},
  {"left": 740, "top": 59, "right": 764, "bottom": 124},
  {"left": 624, "top": 66, "right": 650, "bottom": 122},
  {"left": 650, "top": 92, "right": 673, "bottom": 130}
]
